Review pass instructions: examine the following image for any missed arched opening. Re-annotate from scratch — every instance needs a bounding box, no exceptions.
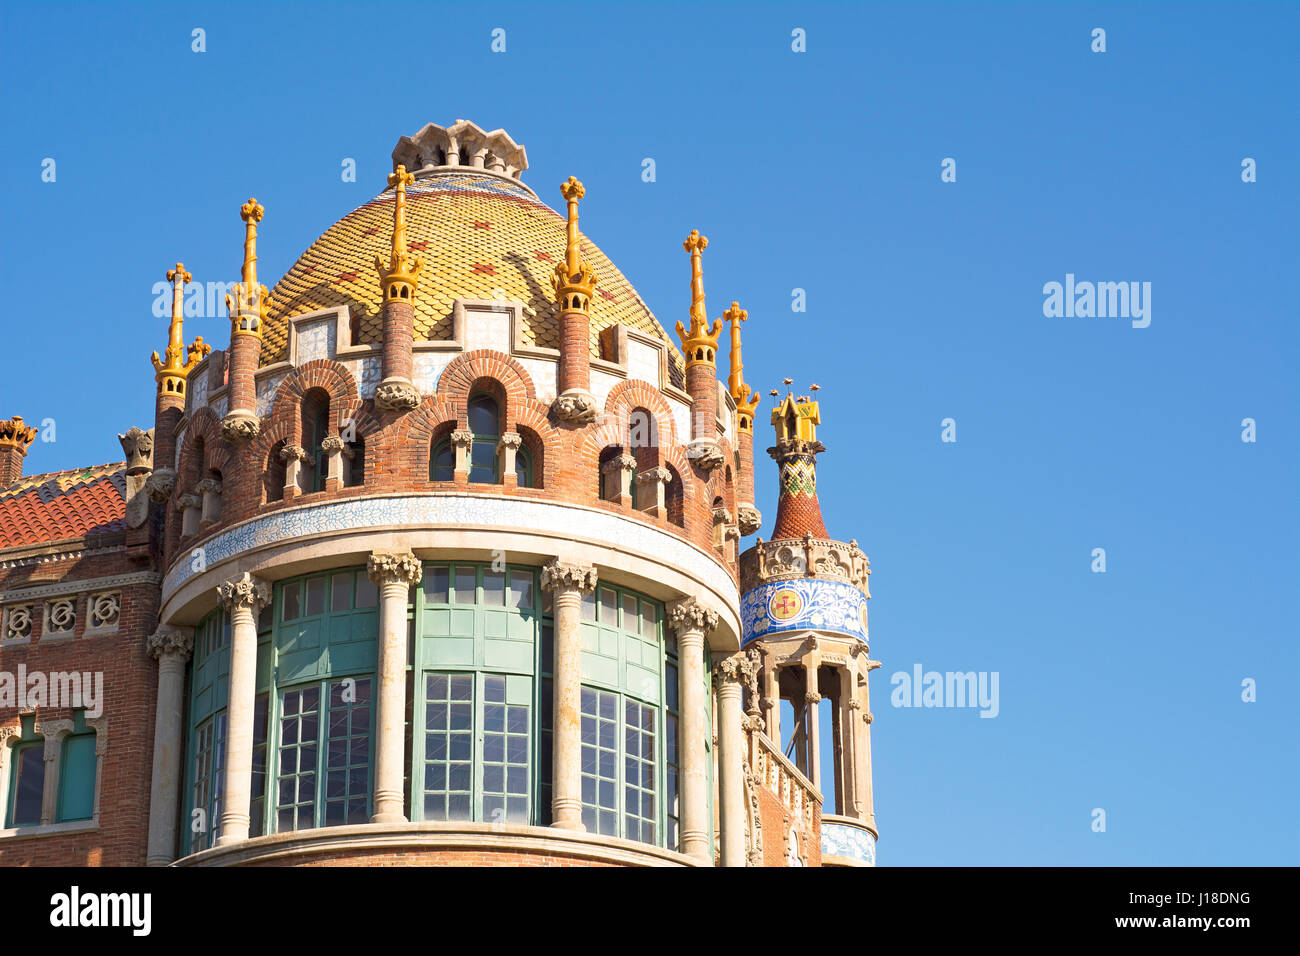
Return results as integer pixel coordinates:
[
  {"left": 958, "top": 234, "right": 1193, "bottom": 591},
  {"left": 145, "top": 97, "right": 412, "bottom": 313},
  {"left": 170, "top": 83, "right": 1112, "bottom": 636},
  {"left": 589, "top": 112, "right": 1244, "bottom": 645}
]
[
  {"left": 344, "top": 435, "right": 364, "bottom": 488},
  {"left": 301, "top": 388, "right": 330, "bottom": 493},
  {"left": 265, "top": 440, "right": 287, "bottom": 503},
  {"left": 665, "top": 464, "right": 684, "bottom": 527},
  {"left": 467, "top": 392, "right": 501, "bottom": 484}
]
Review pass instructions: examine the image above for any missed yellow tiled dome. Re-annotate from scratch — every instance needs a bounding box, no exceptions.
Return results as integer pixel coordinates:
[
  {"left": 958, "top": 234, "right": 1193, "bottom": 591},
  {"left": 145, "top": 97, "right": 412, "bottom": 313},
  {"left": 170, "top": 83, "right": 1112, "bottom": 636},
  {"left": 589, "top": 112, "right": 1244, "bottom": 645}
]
[{"left": 262, "top": 170, "right": 684, "bottom": 384}]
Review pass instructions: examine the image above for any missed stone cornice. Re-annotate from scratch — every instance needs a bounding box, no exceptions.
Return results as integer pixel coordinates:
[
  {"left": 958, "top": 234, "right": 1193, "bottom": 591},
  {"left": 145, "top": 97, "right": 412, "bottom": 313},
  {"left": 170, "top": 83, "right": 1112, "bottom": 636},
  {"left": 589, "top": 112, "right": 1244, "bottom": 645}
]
[{"left": 0, "top": 570, "right": 160, "bottom": 604}]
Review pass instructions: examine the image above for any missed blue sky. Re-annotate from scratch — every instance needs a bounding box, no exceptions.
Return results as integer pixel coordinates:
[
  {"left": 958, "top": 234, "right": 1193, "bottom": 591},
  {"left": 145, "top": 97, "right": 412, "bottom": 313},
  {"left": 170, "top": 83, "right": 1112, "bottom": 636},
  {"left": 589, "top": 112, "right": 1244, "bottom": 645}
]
[{"left": 1, "top": 1, "right": 1295, "bottom": 865}]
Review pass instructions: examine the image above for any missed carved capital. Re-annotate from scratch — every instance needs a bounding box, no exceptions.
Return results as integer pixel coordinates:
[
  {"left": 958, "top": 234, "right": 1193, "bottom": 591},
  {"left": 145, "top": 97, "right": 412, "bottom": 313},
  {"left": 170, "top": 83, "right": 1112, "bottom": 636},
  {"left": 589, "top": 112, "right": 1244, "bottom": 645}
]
[
  {"left": 280, "top": 444, "right": 308, "bottom": 463},
  {"left": 737, "top": 505, "right": 762, "bottom": 536},
  {"left": 805, "top": 691, "right": 822, "bottom": 705},
  {"left": 145, "top": 468, "right": 176, "bottom": 503},
  {"left": 375, "top": 380, "right": 421, "bottom": 412},
  {"left": 196, "top": 477, "right": 223, "bottom": 495},
  {"left": 540, "top": 559, "right": 598, "bottom": 594},
  {"left": 497, "top": 431, "right": 523, "bottom": 451},
  {"left": 367, "top": 550, "right": 423, "bottom": 588},
  {"left": 220, "top": 412, "right": 260, "bottom": 443},
  {"left": 216, "top": 572, "right": 270, "bottom": 614},
  {"left": 668, "top": 598, "right": 718, "bottom": 637},
  {"left": 550, "top": 391, "right": 598, "bottom": 425},
  {"left": 602, "top": 453, "right": 637, "bottom": 475},
  {"left": 147, "top": 627, "right": 194, "bottom": 662},
  {"left": 711, "top": 505, "right": 732, "bottom": 525},
  {"left": 713, "top": 653, "right": 755, "bottom": 687},
  {"left": 176, "top": 493, "right": 201, "bottom": 511},
  {"left": 320, "top": 435, "right": 345, "bottom": 454},
  {"left": 450, "top": 429, "right": 474, "bottom": 449},
  {"left": 685, "top": 439, "right": 725, "bottom": 471},
  {"left": 635, "top": 466, "right": 671, "bottom": 486}
]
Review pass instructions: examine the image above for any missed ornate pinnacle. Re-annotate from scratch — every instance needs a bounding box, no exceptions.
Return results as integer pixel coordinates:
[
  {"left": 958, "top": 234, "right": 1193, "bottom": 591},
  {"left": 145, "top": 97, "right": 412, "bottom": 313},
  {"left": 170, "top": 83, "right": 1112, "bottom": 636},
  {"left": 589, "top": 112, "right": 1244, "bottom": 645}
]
[
  {"left": 152, "top": 262, "right": 211, "bottom": 394},
  {"left": 676, "top": 230, "right": 722, "bottom": 366},
  {"left": 551, "top": 176, "right": 598, "bottom": 311},
  {"left": 725, "top": 301, "right": 759, "bottom": 430},
  {"left": 375, "top": 165, "right": 424, "bottom": 299},
  {"left": 0, "top": 416, "right": 39, "bottom": 454},
  {"left": 225, "top": 199, "right": 269, "bottom": 335}
]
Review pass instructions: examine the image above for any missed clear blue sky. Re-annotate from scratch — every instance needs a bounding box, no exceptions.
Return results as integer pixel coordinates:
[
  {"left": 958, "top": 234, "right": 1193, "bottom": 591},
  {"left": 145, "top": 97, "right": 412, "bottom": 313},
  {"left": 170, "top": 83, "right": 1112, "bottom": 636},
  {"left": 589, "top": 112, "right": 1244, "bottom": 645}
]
[{"left": 1, "top": 1, "right": 1295, "bottom": 865}]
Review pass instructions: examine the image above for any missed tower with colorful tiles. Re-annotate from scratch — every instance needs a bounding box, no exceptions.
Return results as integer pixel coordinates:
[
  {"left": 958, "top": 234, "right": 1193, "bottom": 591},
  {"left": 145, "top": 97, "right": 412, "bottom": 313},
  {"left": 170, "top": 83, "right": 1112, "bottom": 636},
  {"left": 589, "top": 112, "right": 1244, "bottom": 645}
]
[{"left": 738, "top": 384, "right": 880, "bottom": 866}]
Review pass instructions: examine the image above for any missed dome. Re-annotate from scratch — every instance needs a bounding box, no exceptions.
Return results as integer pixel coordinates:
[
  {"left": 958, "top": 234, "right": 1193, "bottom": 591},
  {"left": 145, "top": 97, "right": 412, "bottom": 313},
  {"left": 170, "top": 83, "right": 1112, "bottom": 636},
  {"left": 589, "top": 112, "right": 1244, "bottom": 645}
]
[{"left": 261, "top": 168, "right": 685, "bottom": 386}]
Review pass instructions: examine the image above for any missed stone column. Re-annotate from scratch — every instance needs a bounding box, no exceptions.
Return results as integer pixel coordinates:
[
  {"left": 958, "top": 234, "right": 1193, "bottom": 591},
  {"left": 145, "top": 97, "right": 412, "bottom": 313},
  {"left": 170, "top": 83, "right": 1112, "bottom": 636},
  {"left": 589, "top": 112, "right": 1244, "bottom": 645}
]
[
  {"left": 320, "top": 436, "right": 344, "bottom": 492},
  {"left": 280, "top": 444, "right": 307, "bottom": 499},
  {"left": 635, "top": 466, "right": 671, "bottom": 517},
  {"left": 837, "top": 666, "right": 856, "bottom": 816},
  {"left": 762, "top": 658, "right": 780, "bottom": 745},
  {"left": 215, "top": 572, "right": 270, "bottom": 846},
  {"left": 145, "top": 627, "right": 195, "bottom": 865},
  {"left": 498, "top": 432, "right": 522, "bottom": 486},
  {"left": 714, "top": 654, "right": 752, "bottom": 867},
  {"left": 450, "top": 429, "right": 474, "bottom": 477},
  {"left": 669, "top": 597, "right": 718, "bottom": 863},
  {"left": 196, "top": 477, "right": 222, "bottom": 524},
  {"left": 176, "top": 494, "right": 201, "bottom": 537},
  {"left": 601, "top": 454, "right": 636, "bottom": 506},
  {"left": 805, "top": 682, "right": 822, "bottom": 791},
  {"left": 540, "top": 559, "right": 598, "bottom": 831},
  {"left": 367, "top": 550, "right": 422, "bottom": 823}
]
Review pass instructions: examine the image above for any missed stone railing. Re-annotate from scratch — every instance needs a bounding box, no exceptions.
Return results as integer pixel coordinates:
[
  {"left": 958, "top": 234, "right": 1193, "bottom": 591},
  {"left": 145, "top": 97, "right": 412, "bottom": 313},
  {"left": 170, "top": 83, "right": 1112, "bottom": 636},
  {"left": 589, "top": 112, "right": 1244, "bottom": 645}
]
[
  {"left": 739, "top": 533, "right": 870, "bottom": 594},
  {"left": 747, "top": 729, "right": 819, "bottom": 833}
]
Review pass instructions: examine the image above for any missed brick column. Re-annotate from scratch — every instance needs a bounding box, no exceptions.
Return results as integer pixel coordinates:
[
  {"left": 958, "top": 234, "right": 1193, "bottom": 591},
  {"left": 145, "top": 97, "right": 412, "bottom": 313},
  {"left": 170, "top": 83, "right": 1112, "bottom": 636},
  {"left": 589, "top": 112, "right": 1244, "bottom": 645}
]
[
  {"left": 367, "top": 550, "right": 422, "bottom": 823},
  {"left": 0, "top": 416, "right": 39, "bottom": 487},
  {"left": 145, "top": 627, "right": 194, "bottom": 865},
  {"left": 221, "top": 199, "right": 268, "bottom": 443},
  {"left": 375, "top": 299, "right": 420, "bottom": 411},
  {"left": 541, "top": 559, "right": 598, "bottom": 831},
  {"left": 669, "top": 597, "right": 718, "bottom": 863},
  {"left": 216, "top": 572, "right": 270, "bottom": 846}
]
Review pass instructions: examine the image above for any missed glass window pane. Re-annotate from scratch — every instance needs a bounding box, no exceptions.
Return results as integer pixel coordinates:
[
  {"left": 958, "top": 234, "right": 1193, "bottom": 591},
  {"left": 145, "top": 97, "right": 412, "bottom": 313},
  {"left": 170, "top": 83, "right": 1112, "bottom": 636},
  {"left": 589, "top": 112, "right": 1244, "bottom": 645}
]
[
  {"left": 431, "top": 442, "right": 454, "bottom": 482},
  {"left": 483, "top": 570, "right": 505, "bottom": 607},
  {"left": 508, "top": 571, "right": 533, "bottom": 610},
  {"left": 469, "top": 441, "right": 496, "bottom": 484},
  {"left": 468, "top": 395, "right": 499, "bottom": 437},
  {"left": 515, "top": 449, "right": 530, "bottom": 488},
  {"left": 282, "top": 582, "right": 300, "bottom": 621},
  {"left": 599, "top": 588, "right": 618, "bottom": 627},
  {"left": 623, "top": 594, "right": 638, "bottom": 630},
  {"left": 305, "top": 577, "right": 325, "bottom": 617},
  {"left": 454, "top": 567, "right": 476, "bottom": 603},
  {"left": 331, "top": 574, "right": 352, "bottom": 612},
  {"left": 9, "top": 745, "right": 45, "bottom": 826},
  {"left": 423, "top": 566, "right": 449, "bottom": 604},
  {"left": 580, "top": 591, "right": 595, "bottom": 622},
  {"left": 354, "top": 574, "right": 378, "bottom": 609},
  {"left": 642, "top": 602, "right": 658, "bottom": 642}
]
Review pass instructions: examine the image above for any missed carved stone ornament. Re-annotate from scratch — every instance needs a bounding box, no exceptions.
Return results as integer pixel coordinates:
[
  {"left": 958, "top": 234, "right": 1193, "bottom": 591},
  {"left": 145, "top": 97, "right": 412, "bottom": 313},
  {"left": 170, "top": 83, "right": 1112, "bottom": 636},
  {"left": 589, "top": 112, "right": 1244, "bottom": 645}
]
[
  {"left": 450, "top": 429, "right": 474, "bottom": 449},
  {"left": 497, "top": 432, "right": 523, "bottom": 451},
  {"left": 668, "top": 598, "right": 719, "bottom": 636},
  {"left": 635, "top": 466, "right": 671, "bottom": 486},
  {"left": 367, "top": 550, "right": 423, "bottom": 587},
  {"left": 714, "top": 653, "right": 755, "bottom": 688},
  {"left": 375, "top": 379, "right": 421, "bottom": 412},
  {"left": 280, "top": 444, "right": 308, "bottom": 463},
  {"left": 216, "top": 572, "right": 271, "bottom": 614},
  {"left": 117, "top": 426, "right": 154, "bottom": 476},
  {"left": 550, "top": 390, "right": 598, "bottom": 425},
  {"left": 220, "top": 412, "right": 260, "bottom": 443},
  {"left": 540, "top": 559, "right": 598, "bottom": 594},
  {"left": 320, "top": 435, "right": 345, "bottom": 454},
  {"left": 147, "top": 627, "right": 194, "bottom": 661},
  {"left": 602, "top": 454, "right": 637, "bottom": 475},
  {"left": 685, "top": 440, "right": 725, "bottom": 471},
  {"left": 145, "top": 468, "right": 176, "bottom": 504},
  {"left": 196, "top": 477, "right": 223, "bottom": 496},
  {"left": 737, "top": 506, "right": 762, "bottom": 536},
  {"left": 176, "top": 493, "right": 201, "bottom": 511}
]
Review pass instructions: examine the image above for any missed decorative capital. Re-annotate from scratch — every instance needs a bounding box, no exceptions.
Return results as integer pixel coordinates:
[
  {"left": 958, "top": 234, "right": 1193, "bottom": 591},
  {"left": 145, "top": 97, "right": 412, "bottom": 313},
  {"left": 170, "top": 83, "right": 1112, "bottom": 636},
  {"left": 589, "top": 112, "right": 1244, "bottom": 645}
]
[
  {"left": 552, "top": 176, "right": 598, "bottom": 311},
  {"left": 145, "top": 468, "right": 175, "bottom": 503},
  {"left": 320, "top": 435, "right": 345, "bottom": 454},
  {"left": 195, "top": 477, "right": 223, "bottom": 496},
  {"left": 375, "top": 380, "right": 421, "bottom": 412},
  {"left": 714, "top": 653, "right": 755, "bottom": 687},
  {"left": 635, "top": 466, "right": 671, "bottom": 486},
  {"left": 668, "top": 597, "right": 718, "bottom": 637},
  {"left": 147, "top": 627, "right": 194, "bottom": 662},
  {"left": 216, "top": 572, "right": 270, "bottom": 614},
  {"left": 601, "top": 453, "right": 637, "bottom": 475},
  {"left": 676, "top": 230, "right": 722, "bottom": 366},
  {"left": 449, "top": 428, "right": 474, "bottom": 449},
  {"left": 176, "top": 493, "right": 201, "bottom": 511},
  {"left": 0, "top": 416, "right": 39, "bottom": 455},
  {"left": 375, "top": 164, "right": 424, "bottom": 300},
  {"left": 540, "top": 559, "right": 598, "bottom": 594},
  {"left": 684, "top": 439, "right": 725, "bottom": 472},
  {"left": 805, "top": 691, "right": 822, "bottom": 705},
  {"left": 279, "top": 444, "right": 308, "bottom": 463},
  {"left": 220, "top": 412, "right": 260, "bottom": 443},
  {"left": 117, "top": 426, "right": 154, "bottom": 476},
  {"left": 367, "top": 550, "right": 423, "bottom": 588},
  {"left": 550, "top": 391, "right": 598, "bottom": 425},
  {"left": 497, "top": 431, "right": 523, "bottom": 451}
]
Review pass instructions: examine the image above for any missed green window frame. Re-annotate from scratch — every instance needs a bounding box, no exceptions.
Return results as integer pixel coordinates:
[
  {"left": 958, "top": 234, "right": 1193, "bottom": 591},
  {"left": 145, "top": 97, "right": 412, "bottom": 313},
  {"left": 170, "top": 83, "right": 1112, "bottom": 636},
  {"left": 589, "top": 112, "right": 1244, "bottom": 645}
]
[
  {"left": 305, "top": 392, "right": 330, "bottom": 493},
  {"left": 412, "top": 562, "right": 546, "bottom": 825},
  {"left": 183, "top": 607, "right": 231, "bottom": 853},
  {"left": 430, "top": 439, "right": 454, "bottom": 481},
  {"left": 4, "top": 716, "right": 43, "bottom": 828},
  {"left": 467, "top": 393, "right": 500, "bottom": 484},
  {"left": 55, "top": 713, "right": 97, "bottom": 823}
]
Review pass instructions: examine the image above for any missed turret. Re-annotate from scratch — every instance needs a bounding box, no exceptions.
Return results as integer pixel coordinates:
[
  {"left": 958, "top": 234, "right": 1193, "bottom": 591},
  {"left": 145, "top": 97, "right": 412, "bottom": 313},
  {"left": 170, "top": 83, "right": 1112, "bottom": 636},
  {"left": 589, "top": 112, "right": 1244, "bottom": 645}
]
[
  {"left": 374, "top": 164, "right": 424, "bottom": 411},
  {"left": 0, "top": 416, "right": 39, "bottom": 487},
  {"left": 148, "top": 263, "right": 210, "bottom": 502},
  {"left": 221, "top": 199, "right": 268, "bottom": 442},
  {"left": 725, "top": 301, "right": 761, "bottom": 535},
  {"left": 550, "top": 177, "right": 599, "bottom": 424},
  {"left": 676, "top": 231, "right": 724, "bottom": 470}
]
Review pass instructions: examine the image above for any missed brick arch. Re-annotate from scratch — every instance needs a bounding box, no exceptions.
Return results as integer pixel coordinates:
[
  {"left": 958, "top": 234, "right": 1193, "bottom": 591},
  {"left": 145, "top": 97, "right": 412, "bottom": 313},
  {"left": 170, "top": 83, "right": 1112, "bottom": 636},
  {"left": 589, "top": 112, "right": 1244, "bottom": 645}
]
[
  {"left": 384, "top": 394, "right": 456, "bottom": 485},
  {"left": 270, "top": 359, "right": 362, "bottom": 445},
  {"left": 603, "top": 379, "right": 680, "bottom": 449},
  {"left": 510, "top": 402, "right": 560, "bottom": 490},
  {"left": 437, "top": 350, "right": 536, "bottom": 427},
  {"left": 246, "top": 418, "right": 296, "bottom": 509},
  {"left": 179, "top": 408, "right": 228, "bottom": 487}
]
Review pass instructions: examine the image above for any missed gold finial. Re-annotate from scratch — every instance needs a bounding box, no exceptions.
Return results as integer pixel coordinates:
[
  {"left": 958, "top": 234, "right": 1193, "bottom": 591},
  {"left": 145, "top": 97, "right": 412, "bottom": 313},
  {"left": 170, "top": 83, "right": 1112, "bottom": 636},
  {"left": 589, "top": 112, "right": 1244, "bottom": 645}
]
[
  {"left": 152, "top": 263, "right": 211, "bottom": 396},
  {"left": 226, "top": 199, "right": 270, "bottom": 336},
  {"left": 771, "top": 381, "right": 821, "bottom": 443},
  {"left": 0, "top": 416, "right": 39, "bottom": 454},
  {"left": 725, "top": 301, "right": 759, "bottom": 432},
  {"left": 551, "top": 176, "right": 598, "bottom": 313},
  {"left": 375, "top": 165, "right": 424, "bottom": 301},
  {"left": 676, "top": 231, "right": 722, "bottom": 366}
]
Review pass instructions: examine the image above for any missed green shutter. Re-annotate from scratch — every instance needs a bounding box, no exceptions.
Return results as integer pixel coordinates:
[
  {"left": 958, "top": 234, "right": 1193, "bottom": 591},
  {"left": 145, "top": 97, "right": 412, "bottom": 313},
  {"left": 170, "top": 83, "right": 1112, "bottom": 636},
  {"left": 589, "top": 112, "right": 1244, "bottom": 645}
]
[{"left": 57, "top": 733, "right": 96, "bottom": 822}]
